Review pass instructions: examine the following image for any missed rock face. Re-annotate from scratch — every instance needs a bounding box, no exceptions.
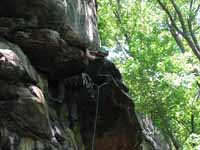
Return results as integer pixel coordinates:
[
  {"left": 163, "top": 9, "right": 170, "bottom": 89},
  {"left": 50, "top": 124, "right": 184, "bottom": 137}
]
[
  {"left": 0, "top": 0, "right": 98, "bottom": 47},
  {"left": 138, "top": 115, "right": 170, "bottom": 150},
  {"left": 0, "top": 0, "right": 169, "bottom": 150}
]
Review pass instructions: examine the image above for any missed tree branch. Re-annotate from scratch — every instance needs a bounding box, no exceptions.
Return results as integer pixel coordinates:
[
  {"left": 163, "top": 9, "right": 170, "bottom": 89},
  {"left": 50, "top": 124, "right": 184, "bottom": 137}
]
[
  {"left": 155, "top": 100, "right": 182, "bottom": 150},
  {"left": 158, "top": 0, "right": 200, "bottom": 61},
  {"left": 167, "top": 21, "right": 186, "bottom": 53},
  {"left": 157, "top": 0, "right": 184, "bottom": 36},
  {"left": 195, "top": 4, "right": 200, "bottom": 15},
  {"left": 112, "top": 3, "right": 132, "bottom": 55},
  {"left": 170, "top": 0, "right": 188, "bottom": 33},
  {"left": 187, "top": 18, "right": 200, "bottom": 52},
  {"left": 190, "top": 0, "right": 194, "bottom": 11}
]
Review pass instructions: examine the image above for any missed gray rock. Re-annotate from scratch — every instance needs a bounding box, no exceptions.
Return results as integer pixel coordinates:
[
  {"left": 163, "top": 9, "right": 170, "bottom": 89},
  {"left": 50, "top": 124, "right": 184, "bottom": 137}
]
[
  {"left": 138, "top": 115, "right": 170, "bottom": 150},
  {"left": 14, "top": 29, "right": 87, "bottom": 77},
  {"left": 0, "top": 82, "right": 51, "bottom": 139},
  {"left": 61, "top": 0, "right": 99, "bottom": 48},
  {"left": 0, "top": 38, "right": 45, "bottom": 87},
  {"left": 0, "top": 0, "right": 99, "bottom": 48}
]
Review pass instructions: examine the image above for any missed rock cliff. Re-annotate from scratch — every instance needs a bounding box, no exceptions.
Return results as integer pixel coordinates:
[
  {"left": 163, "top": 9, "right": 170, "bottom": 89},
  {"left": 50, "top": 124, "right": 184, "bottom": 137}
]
[{"left": 0, "top": 0, "right": 169, "bottom": 150}]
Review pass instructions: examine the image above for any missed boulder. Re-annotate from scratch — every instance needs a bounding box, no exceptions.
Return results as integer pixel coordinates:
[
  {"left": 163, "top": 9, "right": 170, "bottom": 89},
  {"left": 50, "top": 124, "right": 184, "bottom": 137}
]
[
  {"left": 13, "top": 29, "right": 86, "bottom": 78},
  {"left": 0, "top": 82, "right": 51, "bottom": 139},
  {"left": 66, "top": 59, "right": 143, "bottom": 150},
  {"left": 138, "top": 115, "right": 170, "bottom": 150},
  {"left": 0, "top": 0, "right": 99, "bottom": 47},
  {"left": 0, "top": 38, "right": 46, "bottom": 88}
]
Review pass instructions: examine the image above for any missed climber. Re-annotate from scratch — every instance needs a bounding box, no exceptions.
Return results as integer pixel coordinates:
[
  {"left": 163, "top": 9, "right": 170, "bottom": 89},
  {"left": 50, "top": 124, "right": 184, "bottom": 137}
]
[
  {"left": 64, "top": 48, "right": 108, "bottom": 128},
  {"left": 48, "top": 47, "right": 108, "bottom": 102}
]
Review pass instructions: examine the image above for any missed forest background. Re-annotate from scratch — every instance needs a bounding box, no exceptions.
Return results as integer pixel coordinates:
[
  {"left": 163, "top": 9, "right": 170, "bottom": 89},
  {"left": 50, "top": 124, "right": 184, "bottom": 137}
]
[{"left": 97, "top": 0, "right": 200, "bottom": 149}]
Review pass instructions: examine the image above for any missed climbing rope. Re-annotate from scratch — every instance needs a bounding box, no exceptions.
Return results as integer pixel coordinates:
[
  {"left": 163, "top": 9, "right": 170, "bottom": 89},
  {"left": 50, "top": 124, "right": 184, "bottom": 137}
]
[{"left": 91, "top": 81, "right": 109, "bottom": 150}]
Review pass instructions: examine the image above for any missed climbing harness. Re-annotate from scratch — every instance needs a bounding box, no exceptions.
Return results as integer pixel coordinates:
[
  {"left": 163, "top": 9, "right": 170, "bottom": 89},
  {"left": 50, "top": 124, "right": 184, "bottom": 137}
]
[{"left": 91, "top": 81, "right": 109, "bottom": 150}]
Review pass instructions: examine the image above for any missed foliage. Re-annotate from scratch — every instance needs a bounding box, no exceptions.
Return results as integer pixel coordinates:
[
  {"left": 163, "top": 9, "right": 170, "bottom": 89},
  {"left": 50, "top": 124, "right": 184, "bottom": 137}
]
[
  {"left": 184, "top": 134, "right": 200, "bottom": 150},
  {"left": 97, "top": 0, "right": 200, "bottom": 149},
  {"left": 157, "top": 0, "right": 200, "bottom": 60}
]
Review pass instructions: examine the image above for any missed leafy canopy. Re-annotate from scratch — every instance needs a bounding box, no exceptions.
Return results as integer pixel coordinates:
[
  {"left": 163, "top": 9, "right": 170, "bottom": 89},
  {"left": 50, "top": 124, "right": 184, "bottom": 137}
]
[{"left": 97, "top": 0, "right": 200, "bottom": 149}]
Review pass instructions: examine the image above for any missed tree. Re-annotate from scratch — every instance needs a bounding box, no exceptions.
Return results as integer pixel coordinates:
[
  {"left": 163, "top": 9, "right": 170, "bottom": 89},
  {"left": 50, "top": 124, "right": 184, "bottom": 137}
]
[
  {"left": 157, "top": 0, "right": 200, "bottom": 60},
  {"left": 98, "top": 0, "right": 200, "bottom": 149}
]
